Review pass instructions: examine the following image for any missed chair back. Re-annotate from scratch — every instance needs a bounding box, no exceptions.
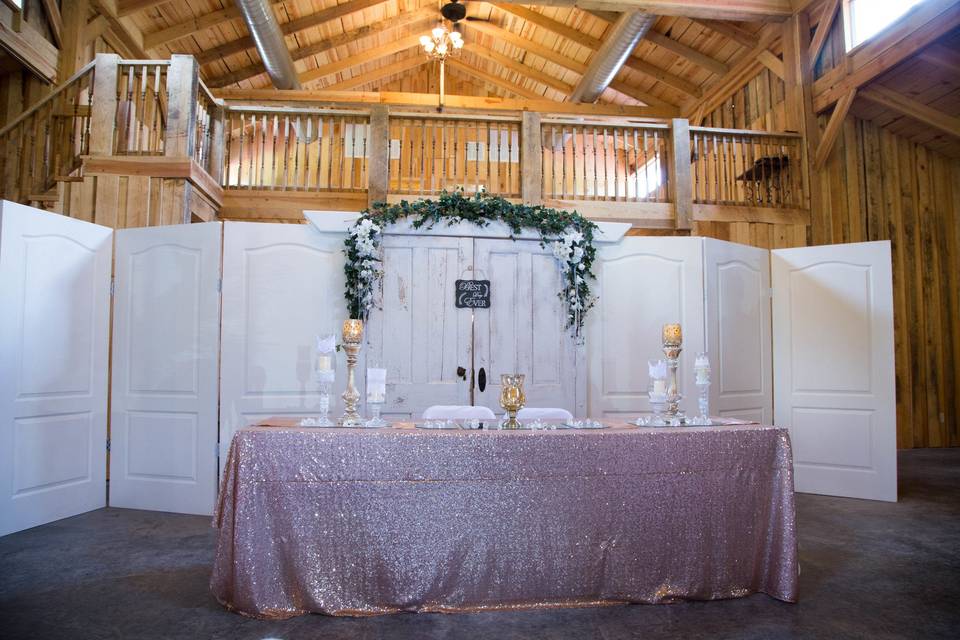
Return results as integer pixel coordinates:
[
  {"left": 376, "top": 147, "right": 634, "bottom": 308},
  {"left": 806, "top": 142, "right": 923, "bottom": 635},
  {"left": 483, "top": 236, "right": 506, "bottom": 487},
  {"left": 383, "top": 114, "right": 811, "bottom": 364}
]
[
  {"left": 422, "top": 405, "right": 496, "bottom": 421},
  {"left": 517, "top": 407, "right": 573, "bottom": 422}
]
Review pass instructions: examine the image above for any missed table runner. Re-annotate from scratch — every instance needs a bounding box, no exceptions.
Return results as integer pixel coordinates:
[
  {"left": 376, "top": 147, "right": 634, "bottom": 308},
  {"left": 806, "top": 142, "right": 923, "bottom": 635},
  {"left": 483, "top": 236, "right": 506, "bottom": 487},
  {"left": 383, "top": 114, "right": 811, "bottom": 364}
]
[{"left": 211, "top": 420, "right": 798, "bottom": 618}]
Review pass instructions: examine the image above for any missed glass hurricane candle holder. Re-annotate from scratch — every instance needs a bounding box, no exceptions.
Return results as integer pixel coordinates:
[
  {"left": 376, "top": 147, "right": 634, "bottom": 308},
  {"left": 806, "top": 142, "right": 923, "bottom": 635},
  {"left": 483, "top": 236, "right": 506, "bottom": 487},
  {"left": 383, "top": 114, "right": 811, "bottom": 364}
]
[
  {"left": 365, "top": 367, "right": 388, "bottom": 428},
  {"left": 647, "top": 359, "right": 669, "bottom": 426},
  {"left": 499, "top": 373, "right": 526, "bottom": 429},
  {"left": 312, "top": 334, "right": 336, "bottom": 427},
  {"left": 693, "top": 352, "right": 711, "bottom": 425}
]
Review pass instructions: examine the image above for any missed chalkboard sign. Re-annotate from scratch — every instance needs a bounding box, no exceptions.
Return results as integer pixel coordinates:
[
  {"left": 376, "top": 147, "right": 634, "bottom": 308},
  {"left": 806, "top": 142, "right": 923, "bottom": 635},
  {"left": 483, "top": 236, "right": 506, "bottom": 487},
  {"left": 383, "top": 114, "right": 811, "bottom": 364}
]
[{"left": 455, "top": 280, "right": 490, "bottom": 308}]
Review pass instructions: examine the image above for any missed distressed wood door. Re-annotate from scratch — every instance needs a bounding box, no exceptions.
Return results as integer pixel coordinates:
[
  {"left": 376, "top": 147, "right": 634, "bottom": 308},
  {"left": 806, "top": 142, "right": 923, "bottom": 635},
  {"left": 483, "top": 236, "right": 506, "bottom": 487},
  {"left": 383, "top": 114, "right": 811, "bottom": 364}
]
[
  {"left": 472, "top": 238, "right": 577, "bottom": 415},
  {"left": 366, "top": 235, "right": 473, "bottom": 420}
]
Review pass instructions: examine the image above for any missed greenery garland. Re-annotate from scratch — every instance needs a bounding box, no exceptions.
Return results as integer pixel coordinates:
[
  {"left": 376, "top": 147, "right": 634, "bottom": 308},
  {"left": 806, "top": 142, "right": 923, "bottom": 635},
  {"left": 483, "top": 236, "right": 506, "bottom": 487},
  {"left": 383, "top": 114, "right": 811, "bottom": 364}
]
[{"left": 344, "top": 191, "right": 598, "bottom": 335}]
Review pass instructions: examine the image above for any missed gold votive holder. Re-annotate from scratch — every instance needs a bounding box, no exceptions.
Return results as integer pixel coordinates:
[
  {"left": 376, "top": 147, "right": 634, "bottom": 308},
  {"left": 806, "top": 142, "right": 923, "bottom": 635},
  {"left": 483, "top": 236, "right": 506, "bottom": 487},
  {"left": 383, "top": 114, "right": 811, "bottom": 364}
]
[
  {"left": 499, "top": 373, "right": 526, "bottom": 429},
  {"left": 342, "top": 319, "right": 364, "bottom": 344}
]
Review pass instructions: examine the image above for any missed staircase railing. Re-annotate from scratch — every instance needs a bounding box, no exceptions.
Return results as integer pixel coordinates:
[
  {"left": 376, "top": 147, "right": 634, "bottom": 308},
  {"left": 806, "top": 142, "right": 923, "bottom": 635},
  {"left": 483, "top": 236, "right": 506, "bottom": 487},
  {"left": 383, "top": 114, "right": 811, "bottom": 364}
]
[{"left": 0, "top": 61, "right": 96, "bottom": 205}]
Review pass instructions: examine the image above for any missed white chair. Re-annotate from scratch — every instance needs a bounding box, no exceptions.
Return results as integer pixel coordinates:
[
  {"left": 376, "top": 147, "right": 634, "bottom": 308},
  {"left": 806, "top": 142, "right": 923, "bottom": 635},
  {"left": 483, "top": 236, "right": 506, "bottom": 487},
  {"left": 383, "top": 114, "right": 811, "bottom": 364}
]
[
  {"left": 422, "top": 405, "right": 496, "bottom": 421},
  {"left": 517, "top": 407, "right": 573, "bottom": 422}
]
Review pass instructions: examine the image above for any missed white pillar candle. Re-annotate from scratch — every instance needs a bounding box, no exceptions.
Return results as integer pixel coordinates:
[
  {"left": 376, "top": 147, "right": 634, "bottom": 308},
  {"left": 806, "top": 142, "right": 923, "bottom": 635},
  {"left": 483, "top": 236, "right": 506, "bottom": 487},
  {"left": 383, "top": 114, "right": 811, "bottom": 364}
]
[{"left": 366, "top": 368, "right": 387, "bottom": 404}]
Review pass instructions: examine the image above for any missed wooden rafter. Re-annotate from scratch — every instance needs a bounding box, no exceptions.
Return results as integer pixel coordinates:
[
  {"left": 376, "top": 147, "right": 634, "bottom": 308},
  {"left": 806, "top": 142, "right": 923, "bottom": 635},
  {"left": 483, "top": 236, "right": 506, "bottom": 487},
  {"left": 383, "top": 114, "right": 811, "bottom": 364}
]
[
  {"left": 693, "top": 19, "right": 754, "bottom": 48},
  {"left": 860, "top": 85, "right": 960, "bottom": 140},
  {"left": 207, "top": 9, "right": 435, "bottom": 88},
  {"left": 812, "top": 0, "right": 960, "bottom": 112},
  {"left": 644, "top": 30, "right": 728, "bottom": 76},
  {"left": 90, "top": 0, "right": 148, "bottom": 58},
  {"left": 814, "top": 87, "right": 857, "bottom": 169},
  {"left": 808, "top": 0, "right": 840, "bottom": 65},
  {"left": 39, "top": 0, "right": 63, "bottom": 48},
  {"left": 446, "top": 58, "right": 545, "bottom": 100},
  {"left": 194, "top": 0, "right": 389, "bottom": 65},
  {"left": 463, "top": 42, "right": 574, "bottom": 96},
  {"left": 487, "top": 1, "right": 793, "bottom": 21},
  {"left": 323, "top": 56, "right": 430, "bottom": 92},
  {"left": 490, "top": 3, "right": 701, "bottom": 98},
  {"left": 465, "top": 20, "right": 677, "bottom": 109},
  {"left": 117, "top": 0, "right": 172, "bottom": 16},
  {"left": 300, "top": 35, "right": 421, "bottom": 85}
]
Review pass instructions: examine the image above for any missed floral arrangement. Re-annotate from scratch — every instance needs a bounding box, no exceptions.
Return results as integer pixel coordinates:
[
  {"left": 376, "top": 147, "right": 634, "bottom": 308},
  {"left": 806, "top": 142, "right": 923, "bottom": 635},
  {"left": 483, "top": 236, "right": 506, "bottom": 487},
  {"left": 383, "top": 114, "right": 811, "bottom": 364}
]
[{"left": 343, "top": 191, "right": 598, "bottom": 335}]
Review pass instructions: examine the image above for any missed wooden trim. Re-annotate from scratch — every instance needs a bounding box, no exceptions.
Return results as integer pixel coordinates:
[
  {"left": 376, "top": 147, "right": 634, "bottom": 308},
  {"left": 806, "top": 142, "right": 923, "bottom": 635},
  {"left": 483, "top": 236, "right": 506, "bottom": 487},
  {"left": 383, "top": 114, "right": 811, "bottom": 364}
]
[
  {"left": 860, "top": 86, "right": 960, "bottom": 139},
  {"left": 692, "top": 204, "right": 810, "bottom": 225},
  {"left": 814, "top": 87, "right": 857, "bottom": 169},
  {"left": 213, "top": 89, "right": 679, "bottom": 118}
]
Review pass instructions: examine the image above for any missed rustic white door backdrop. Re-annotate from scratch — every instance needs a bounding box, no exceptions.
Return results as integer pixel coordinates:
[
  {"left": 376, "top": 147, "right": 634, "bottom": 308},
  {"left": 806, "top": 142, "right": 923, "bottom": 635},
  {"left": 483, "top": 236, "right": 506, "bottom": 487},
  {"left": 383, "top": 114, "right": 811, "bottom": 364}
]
[
  {"left": 0, "top": 202, "right": 112, "bottom": 536},
  {"left": 109, "top": 223, "right": 222, "bottom": 516},
  {"left": 772, "top": 241, "right": 897, "bottom": 502}
]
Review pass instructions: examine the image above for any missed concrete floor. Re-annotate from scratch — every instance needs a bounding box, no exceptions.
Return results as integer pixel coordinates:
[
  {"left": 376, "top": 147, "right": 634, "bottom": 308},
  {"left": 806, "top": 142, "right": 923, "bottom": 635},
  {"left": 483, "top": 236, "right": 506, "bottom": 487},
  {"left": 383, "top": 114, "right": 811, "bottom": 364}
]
[{"left": 1, "top": 449, "right": 958, "bottom": 640}]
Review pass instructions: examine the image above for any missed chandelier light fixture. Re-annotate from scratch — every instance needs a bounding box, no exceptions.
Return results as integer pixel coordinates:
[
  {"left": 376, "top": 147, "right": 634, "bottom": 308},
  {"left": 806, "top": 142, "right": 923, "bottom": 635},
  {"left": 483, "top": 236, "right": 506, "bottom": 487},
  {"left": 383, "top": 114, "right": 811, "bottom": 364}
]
[{"left": 420, "top": 23, "right": 462, "bottom": 110}]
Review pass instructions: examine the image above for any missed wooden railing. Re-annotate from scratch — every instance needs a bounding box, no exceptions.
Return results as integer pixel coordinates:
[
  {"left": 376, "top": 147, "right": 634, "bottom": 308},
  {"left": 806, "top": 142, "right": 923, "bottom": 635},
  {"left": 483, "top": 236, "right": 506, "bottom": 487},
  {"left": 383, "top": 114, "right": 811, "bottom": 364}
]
[
  {"left": 222, "top": 107, "right": 370, "bottom": 191},
  {"left": 388, "top": 113, "right": 522, "bottom": 198},
  {"left": 541, "top": 120, "right": 670, "bottom": 203},
  {"left": 114, "top": 61, "right": 168, "bottom": 155},
  {"left": 0, "top": 61, "right": 95, "bottom": 204},
  {"left": 690, "top": 127, "right": 805, "bottom": 210},
  {"left": 194, "top": 79, "right": 218, "bottom": 176}
]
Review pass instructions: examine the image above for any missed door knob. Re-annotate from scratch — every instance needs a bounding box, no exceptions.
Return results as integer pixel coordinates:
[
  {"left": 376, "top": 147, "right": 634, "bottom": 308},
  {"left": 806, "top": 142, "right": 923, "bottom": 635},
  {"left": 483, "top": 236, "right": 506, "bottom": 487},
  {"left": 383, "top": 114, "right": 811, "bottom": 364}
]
[
  {"left": 478, "top": 367, "right": 486, "bottom": 392},
  {"left": 456, "top": 366, "right": 466, "bottom": 381}
]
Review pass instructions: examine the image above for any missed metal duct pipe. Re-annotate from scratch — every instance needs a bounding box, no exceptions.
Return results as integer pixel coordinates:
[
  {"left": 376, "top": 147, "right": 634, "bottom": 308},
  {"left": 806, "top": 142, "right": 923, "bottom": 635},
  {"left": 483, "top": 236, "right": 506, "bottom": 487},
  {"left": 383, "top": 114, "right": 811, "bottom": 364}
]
[
  {"left": 569, "top": 11, "right": 655, "bottom": 104},
  {"left": 234, "top": 0, "right": 302, "bottom": 90}
]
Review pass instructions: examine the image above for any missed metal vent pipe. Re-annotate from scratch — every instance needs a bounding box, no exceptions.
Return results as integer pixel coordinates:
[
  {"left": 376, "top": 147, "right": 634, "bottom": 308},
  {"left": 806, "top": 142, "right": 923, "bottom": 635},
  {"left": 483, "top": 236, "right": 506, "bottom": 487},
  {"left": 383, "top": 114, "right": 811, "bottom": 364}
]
[
  {"left": 234, "top": 0, "right": 302, "bottom": 90},
  {"left": 570, "top": 11, "right": 655, "bottom": 103}
]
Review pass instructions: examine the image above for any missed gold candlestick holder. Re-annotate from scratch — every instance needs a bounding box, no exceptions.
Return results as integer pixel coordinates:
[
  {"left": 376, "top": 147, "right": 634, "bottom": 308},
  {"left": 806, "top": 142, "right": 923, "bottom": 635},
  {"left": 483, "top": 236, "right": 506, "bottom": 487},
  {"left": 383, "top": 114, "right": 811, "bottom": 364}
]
[
  {"left": 340, "top": 319, "right": 364, "bottom": 427},
  {"left": 662, "top": 323, "right": 683, "bottom": 423},
  {"left": 499, "top": 374, "right": 526, "bottom": 429}
]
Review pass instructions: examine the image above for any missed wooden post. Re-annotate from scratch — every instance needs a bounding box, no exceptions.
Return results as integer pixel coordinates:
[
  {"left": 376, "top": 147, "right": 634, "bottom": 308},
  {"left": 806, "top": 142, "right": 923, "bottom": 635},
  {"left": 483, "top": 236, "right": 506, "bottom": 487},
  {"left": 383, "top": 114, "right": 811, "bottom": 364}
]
[
  {"left": 163, "top": 55, "right": 200, "bottom": 224},
  {"left": 782, "top": 12, "right": 821, "bottom": 245},
  {"left": 367, "top": 104, "right": 389, "bottom": 207},
  {"left": 59, "top": 0, "right": 89, "bottom": 80},
  {"left": 669, "top": 117, "right": 692, "bottom": 230},
  {"left": 520, "top": 111, "right": 542, "bottom": 206},
  {"left": 207, "top": 103, "right": 226, "bottom": 184}
]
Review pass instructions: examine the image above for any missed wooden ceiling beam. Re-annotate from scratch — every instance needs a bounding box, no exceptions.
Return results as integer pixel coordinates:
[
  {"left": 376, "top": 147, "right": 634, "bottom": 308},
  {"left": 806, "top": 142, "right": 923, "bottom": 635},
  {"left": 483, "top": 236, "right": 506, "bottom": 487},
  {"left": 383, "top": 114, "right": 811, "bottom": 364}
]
[
  {"left": 491, "top": 3, "right": 700, "bottom": 97},
  {"left": 814, "top": 87, "right": 856, "bottom": 169},
  {"left": 323, "top": 56, "right": 430, "bottom": 91},
  {"left": 299, "top": 36, "right": 422, "bottom": 85},
  {"left": 207, "top": 10, "right": 435, "bottom": 88},
  {"left": 812, "top": 0, "right": 960, "bottom": 112},
  {"left": 487, "top": 1, "right": 793, "bottom": 21},
  {"left": 807, "top": 0, "right": 840, "bottom": 66},
  {"left": 39, "top": 0, "right": 63, "bottom": 48},
  {"left": 860, "top": 85, "right": 960, "bottom": 140},
  {"left": 446, "top": 58, "right": 546, "bottom": 100},
  {"left": 213, "top": 87, "right": 678, "bottom": 117},
  {"left": 463, "top": 42, "right": 574, "bottom": 95},
  {"left": 692, "top": 19, "right": 754, "bottom": 48},
  {"left": 90, "top": 0, "right": 148, "bottom": 58},
  {"left": 118, "top": 0, "right": 173, "bottom": 17}
]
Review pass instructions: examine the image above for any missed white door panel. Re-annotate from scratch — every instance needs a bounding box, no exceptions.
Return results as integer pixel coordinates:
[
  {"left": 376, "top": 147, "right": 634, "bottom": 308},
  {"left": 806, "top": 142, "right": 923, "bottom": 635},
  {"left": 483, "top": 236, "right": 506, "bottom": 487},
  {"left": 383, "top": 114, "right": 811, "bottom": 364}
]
[
  {"left": 109, "top": 223, "right": 222, "bottom": 515},
  {"left": 587, "top": 237, "right": 705, "bottom": 421},
  {"left": 772, "top": 241, "right": 897, "bottom": 502},
  {"left": 220, "top": 222, "right": 349, "bottom": 470},
  {"left": 0, "top": 201, "right": 112, "bottom": 536},
  {"left": 704, "top": 239, "right": 772, "bottom": 424},
  {"left": 367, "top": 235, "right": 472, "bottom": 420}
]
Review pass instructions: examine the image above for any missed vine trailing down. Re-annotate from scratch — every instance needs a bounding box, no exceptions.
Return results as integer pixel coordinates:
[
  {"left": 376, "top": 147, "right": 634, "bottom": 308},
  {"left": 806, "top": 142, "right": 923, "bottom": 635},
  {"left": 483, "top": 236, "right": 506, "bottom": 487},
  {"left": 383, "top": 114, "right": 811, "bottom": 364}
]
[{"left": 343, "top": 191, "right": 598, "bottom": 335}]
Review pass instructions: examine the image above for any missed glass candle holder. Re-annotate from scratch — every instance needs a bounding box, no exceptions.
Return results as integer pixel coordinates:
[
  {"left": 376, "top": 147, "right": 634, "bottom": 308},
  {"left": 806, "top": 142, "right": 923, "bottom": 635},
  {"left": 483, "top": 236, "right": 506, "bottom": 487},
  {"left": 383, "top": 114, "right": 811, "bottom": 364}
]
[
  {"left": 312, "top": 334, "right": 336, "bottom": 427},
  {"left": 365, "top": 367, "right": 388, "bottom": 428},
  {"left": 499, "top": 373, "right": 526, "bottom": 429}
]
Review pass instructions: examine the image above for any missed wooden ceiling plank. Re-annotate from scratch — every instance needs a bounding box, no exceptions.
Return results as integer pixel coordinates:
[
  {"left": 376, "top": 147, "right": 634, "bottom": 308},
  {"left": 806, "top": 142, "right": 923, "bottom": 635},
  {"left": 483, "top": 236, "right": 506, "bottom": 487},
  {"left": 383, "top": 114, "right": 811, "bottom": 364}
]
[
  {"left": 808, "top": 0, "right": 840, "bottom": 66},
  {"left": 814, "top": 87, "right": 856, "bottom": 169},
  {"left": 118, "top": 0, "right": 172, "bottom": 17},
  {"left": 144, "top": 5, "right": 245, "bottom": 50},
  {"left": 207, "top": 10, "right": 436, "bottom": 87},
  {"left": 491, "top": 3, "right": 700, "bottom": 97},
  {"left": 812, "top": 0, "right": 960, "bottom": 112},
  {"left": 644, "top": 30, "right": 729, "bottom": 76},
  {"left": 693, "top": 19, "right": 754, "bottom": 48},
  {"left": 464, "top": 42, "right": 574, "bottom": 95},
  {"left": 324, "top": 56, "right": 430, "bottom": 91},
  {"left": 489, "top": 1, "right": 793, "bottom": 21},
  {"left": 299, "top": 35, "right": 422, "bottom": 85},
  {"left": 194, "top": 0, "right": 388, "bottom": 65},
  {"left": 90, "top": 0, "right": 148, "bottom": 58},
  {"left": 918, "top": 43, "right": 960, "bottom": 77},
  {"left": 860, "top": 85, "right": 960, "bottom": 139},
  {"left": 446, "top": 58, "right": 545, "bottom": 100}
]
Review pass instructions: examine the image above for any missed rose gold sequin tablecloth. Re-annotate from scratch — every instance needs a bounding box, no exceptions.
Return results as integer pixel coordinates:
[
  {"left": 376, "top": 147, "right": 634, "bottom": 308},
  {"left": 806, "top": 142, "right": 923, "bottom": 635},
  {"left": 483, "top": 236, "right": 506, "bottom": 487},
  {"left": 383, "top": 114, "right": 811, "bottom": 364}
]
[{"left": 211, "top": 420, "right": 798, "bottom": 619}]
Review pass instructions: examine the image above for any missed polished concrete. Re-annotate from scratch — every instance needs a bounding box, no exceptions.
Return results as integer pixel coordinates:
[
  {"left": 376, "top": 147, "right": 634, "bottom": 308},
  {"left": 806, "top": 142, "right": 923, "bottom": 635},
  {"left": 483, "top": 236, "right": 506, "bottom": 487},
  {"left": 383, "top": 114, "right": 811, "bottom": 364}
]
[{"left": 1, "top": 448, "right": 958, "bottom": 640}]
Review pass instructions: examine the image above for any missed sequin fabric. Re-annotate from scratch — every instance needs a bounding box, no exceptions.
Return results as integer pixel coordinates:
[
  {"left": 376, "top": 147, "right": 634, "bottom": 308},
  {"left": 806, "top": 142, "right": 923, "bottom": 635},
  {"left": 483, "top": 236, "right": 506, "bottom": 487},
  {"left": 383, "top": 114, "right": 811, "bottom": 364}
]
[{"left": 210, "top": 420, "right": 798, "bottom": 619}]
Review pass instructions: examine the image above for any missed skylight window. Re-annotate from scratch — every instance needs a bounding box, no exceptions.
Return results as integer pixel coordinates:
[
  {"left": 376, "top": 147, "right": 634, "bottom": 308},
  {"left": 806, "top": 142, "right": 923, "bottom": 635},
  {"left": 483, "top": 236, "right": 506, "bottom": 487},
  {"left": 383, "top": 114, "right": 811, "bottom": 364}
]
[{"left": 845, "top": 0, "right": 924, "bottom": 50}]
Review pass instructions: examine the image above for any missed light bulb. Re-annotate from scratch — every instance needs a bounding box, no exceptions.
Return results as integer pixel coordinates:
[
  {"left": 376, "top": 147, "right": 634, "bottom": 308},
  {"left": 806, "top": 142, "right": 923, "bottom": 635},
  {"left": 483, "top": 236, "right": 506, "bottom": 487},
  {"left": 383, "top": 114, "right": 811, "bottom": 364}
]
[
  {"left": 424, "top": 41, "right": 435, "bottom": 53},
  {"left": 437, "top": 43, "right": 448, "bottom": 55},
  {"left": 452, "top": 39, "right": 463, "bottom": 49},
  {"left": 450, "top": 31, "right": 461, "bottom": 40},
  {"left": 432, "top": 27, "right": 445, "bottom": 39},
  {"left": 419, "top": 35, "right": 431, "bottom": 46}
]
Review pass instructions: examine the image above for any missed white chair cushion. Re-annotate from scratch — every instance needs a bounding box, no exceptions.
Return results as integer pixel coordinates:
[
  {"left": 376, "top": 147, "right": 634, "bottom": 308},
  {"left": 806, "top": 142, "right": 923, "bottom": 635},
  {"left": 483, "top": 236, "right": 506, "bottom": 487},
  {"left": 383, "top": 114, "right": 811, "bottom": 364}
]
[
  {"left": 422, "top": 405, "right": 497, "bottom": 420},
  {"left": 517, "top": 407, "right": 573, "bottom": 422}
]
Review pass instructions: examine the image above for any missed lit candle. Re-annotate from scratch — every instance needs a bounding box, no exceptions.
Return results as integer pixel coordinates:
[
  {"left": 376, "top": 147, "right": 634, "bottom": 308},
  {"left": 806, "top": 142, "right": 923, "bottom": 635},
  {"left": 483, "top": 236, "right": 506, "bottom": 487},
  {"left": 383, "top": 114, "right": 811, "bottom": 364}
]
[
  {"left": 652, "top": 379, "right": 667, "bottom": 395},
  {"left": 366, "top": 368, "right": 386, "bottom": 404},
  {"left": 342, "top": 319, "right": 364, "bottom": 343},
  {"left": 662, "top": 323, "right": 682, "bottom": 345}
]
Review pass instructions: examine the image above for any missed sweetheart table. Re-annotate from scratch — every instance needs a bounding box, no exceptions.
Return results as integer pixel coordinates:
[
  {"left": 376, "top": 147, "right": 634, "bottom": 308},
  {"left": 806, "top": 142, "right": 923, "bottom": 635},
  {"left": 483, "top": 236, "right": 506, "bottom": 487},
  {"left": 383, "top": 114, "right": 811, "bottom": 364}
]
[{"left": 210, "top": 419, "right": 798, "bottom": 618}]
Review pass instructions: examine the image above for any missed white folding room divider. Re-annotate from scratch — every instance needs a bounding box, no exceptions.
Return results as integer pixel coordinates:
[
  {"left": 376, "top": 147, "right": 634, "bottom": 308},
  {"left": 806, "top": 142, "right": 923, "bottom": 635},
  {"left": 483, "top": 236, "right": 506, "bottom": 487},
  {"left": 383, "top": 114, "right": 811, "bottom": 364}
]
[
  {"left": 219, "top": 221, "right": 350, "bottom": 474},
  {"left": 0, "top": 202, "right": 112, "bottom": 536},
  {"left": 704, "top": 238, "right": 773, "bottom": 424},
  {"left": 587, "top": 237, "right": 706, "bottom": 420},
  {"left": 772, "top": 241, "right": 897, "bottom": 502},
  {"left": 109, "top": 223, "right": 223, "bottom": 516}
]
